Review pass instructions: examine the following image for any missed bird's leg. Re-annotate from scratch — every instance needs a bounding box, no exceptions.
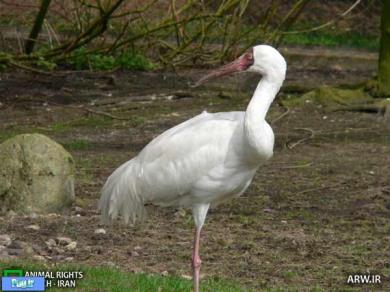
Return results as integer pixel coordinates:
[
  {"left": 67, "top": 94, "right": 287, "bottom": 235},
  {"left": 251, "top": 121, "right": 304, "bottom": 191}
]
[{"left": 192, "top": 227, "right": 202, "bottom": 292}]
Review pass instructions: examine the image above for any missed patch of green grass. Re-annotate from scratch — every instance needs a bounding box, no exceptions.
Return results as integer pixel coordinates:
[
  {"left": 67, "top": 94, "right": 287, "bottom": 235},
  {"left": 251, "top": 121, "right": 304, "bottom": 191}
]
[
  {"left": 130, "top": 115, "right": 147, "bottom": 127},
  {"left": 49, "top": 117, "right": 113, "bottom": 133},
  {"left": 282, "top": 31, "right": 379, "bottom": 51},
  {"left": 281, "top": 270, "right": 298, "bottom": 280},
  {"left": 0, "top": 129, "right": 22, "bottom": 143},
  {"left": 49, "top": 122, "right": 73, "bottom": 133},
  {"left": 62, "top": 139, "right": 93, "bottom": 151},
  {"left": 69, "top": 47, "right": 156, "bottom": 71},
  {"left": 284, "top": 209, "right": 315, "bottom": 222},
  {"left": 0, "top": 261, "right": 245, "bottom": 292},
  {"left": 70, "top": 116, "right": 113, "bottom": 128},
  {"left": 77, "top": 158, "right": 93, "bottom": 184}
]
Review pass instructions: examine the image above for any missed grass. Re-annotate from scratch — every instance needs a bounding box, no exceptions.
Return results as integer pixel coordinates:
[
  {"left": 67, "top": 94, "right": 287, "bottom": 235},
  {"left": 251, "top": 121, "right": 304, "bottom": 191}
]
[
  {"left": 0, "top": 130, "right": 21, "bottom": 143},
  {"left": 63, "top": 139, "right": 93, "bottom": 151},
  {"left": 68, "top": 47, "right": 156, "bottom": 71},
  {"left": 0, "top": 261, "right": 245, "bottom": 292},
  {"left": 281, "top": 31, "right": 379, "bottom": 51},
  {"left": 49, "top": 116, "right": 114, "bottom": 133}
]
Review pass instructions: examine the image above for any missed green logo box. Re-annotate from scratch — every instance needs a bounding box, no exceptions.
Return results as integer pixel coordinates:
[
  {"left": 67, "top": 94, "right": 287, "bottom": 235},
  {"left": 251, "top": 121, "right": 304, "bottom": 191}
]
[{"left": 2, "top": 269, "right": 24, "bottom": 277}]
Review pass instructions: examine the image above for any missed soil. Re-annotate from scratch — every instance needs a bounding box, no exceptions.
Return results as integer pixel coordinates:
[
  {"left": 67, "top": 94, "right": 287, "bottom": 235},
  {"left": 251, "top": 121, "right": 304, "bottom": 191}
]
[{"left": 0, "top": 48, "right": 389, "bottom": 290}]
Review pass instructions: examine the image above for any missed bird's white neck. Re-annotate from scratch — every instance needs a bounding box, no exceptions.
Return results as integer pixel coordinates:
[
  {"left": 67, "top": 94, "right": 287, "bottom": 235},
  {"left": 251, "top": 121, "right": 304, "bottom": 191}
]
[{"left": 244, "top": 76, "right": 282, "bottom": 157}]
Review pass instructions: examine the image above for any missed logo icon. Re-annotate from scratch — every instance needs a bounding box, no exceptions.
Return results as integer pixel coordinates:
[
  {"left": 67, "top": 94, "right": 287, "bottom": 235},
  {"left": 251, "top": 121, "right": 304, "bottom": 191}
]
[{"left": 1, "top": 269, "right": 45, "bottom": 291}]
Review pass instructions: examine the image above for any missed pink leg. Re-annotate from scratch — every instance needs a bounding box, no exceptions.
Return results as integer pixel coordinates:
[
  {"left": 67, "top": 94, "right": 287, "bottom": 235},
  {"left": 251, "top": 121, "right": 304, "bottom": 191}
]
[{"left": 192, "top": 227, "right": 202, "bottom": 292}]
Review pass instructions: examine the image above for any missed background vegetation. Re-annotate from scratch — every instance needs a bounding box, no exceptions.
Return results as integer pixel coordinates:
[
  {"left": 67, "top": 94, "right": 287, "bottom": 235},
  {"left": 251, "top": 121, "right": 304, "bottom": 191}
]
[{"left": 0, "top": 0, "right": 381, "bottom": 71}]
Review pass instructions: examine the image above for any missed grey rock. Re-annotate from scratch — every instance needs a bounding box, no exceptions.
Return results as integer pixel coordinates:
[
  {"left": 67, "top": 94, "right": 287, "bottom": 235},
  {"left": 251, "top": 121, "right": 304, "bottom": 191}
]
[
  {"left": 0, "top": 134, "right": 75, "bottom": 214},
  {"left": 26, "top": 224, "right": 40, "bottom": 231},
  {"left": 45, "top": 239, "right": 57, "bottom": 250},
  {"left": 8, "top": 241, "right": 34, "bottom": 255},
  {"left": 32, "top": 244, "right": 47, "bottom": 256},
  {"left": 0, "top": 234, "right": 11, "bottom": 247},
  {"left": 56, "top": 236, "right": 72, "bottom": 245},
  {"left": 54, "top": 247, "right": 65, "bottom": 254},
  {"left": 94, "top": 228, "right": 106, "bottom": 235},
  {"left": 65, "top": 241, "right": 77, "bottom": 251},
  {"left": 7, "top": 210, "right": 17, "bottom": 217},
  {"left": 74, "top": 206, "right": 86, "bottom": 216},
  {"left": 7, "top": 248, "right": 23, "bottom": 256},
  {"left": 8, "top": 240, "right": 23, "bottom": 249},
  {"left": 32, "top": 255, "right": 46, "bottom": 261}
]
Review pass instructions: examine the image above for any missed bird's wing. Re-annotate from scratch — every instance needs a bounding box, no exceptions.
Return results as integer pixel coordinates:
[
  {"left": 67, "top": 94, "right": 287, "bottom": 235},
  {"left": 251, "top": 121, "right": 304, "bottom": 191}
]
[{"left": 136, "top": 111, "right": 244, "bottom": 205}]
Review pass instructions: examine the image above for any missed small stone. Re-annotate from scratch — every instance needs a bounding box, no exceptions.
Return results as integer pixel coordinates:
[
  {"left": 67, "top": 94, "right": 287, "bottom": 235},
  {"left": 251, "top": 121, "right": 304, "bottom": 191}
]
[
  {"left": 181, "top": 274, "right": 192, "bottom": 280},
  {"left": 0, "top": 250, "right": 16, "bottom": 261},
  {"left": 54, "top": 247, "right": 65, "bottom": 254},
  {"left": 33, "top": 255, "right": 46, "bottom": 261},
  {"left": 133, "top": 245, "right": 142, "bottom": 251},
  {"left": 74, "top": 206, "right": 86, "bottom": 215},
  {"left": 26, "top": 224, "right": 40, "bottom": 231},
  {"left": 52, "top": 255, "right": 64, "bottom": 261},
  {"left": 47, "top": 213, "right": 60, "bottom": 218},
  {"left": 29, "top": 213, "right": 38, "bottom": 219},
  {"left": 8, "top": 248, "right": 23, "bottom": 256},
  {"left": 0, "top": 234, "right": 11, "bottom": 247},
  {"left": 32, "top": 244, "right": 47, "bottom": 256},
  {"left": 9, "top": 241, "right": 34, "bottom": 255},
  {"left": 8, "top": 240, "right": 23, "bottom": 249},
  {"left": 56, "top": 236, "right": 72, "bottom": 245},
  {"left": 65, "top": 241, "right": 77, "bottom": 251},
  {"left": 65, "top": 257, "right": 74, "bottom": 262},
  {"left": 7, "top": 210, "right": 17, "bottom": 217},
  {"left": 45, "top": 239, "right": 57, "bottom": 249},
  {"left": 94, "top": 228, "right": 106, "bottom": 235},
  {"left": 130, "top": 267, "right": 142, "bottom": 274},
  {"left": 161, "top": 271, "right": 168, "bottom": 276},
  {"left": 93, "top": 246, "right": 103, "bottom": 254},
  {"left": 130, "top": 251, "right": 139, "bottom": 257}
]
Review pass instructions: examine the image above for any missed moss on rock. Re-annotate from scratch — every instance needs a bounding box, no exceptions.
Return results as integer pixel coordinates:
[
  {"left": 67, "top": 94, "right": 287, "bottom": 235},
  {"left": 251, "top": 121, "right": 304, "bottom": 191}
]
[
  {"left": 283, "top": 86, "right": 372, "bottom": 108},
  {"left": 0, "top": 133, "right": 75, "bottom": 214}
]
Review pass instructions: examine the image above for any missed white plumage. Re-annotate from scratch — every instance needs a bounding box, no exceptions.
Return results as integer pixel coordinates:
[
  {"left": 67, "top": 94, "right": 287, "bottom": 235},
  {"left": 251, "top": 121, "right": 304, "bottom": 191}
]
[{"left": 99, "top": 45, "right": 287, "bottom": 292}]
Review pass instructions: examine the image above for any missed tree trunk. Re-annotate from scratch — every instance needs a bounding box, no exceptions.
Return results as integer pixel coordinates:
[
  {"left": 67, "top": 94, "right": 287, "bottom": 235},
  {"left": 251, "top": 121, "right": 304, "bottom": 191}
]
[
  {"left": 25, "top": 0, "right": 52, "bottom": 54},
  {"left": 378, "top": 0, "right": 390, "bottom": 96}
]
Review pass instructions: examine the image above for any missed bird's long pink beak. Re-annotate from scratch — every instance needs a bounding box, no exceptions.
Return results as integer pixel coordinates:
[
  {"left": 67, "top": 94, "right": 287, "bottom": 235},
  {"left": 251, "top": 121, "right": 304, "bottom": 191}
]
[{"left": 192, "top": 55, "right": 252, "bottom": 87}]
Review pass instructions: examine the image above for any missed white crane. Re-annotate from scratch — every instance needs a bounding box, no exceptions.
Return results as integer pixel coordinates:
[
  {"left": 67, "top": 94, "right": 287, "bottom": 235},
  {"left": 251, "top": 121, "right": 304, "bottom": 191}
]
[{"left": 99, "top": 45, "right": 286, "bottom": 292}]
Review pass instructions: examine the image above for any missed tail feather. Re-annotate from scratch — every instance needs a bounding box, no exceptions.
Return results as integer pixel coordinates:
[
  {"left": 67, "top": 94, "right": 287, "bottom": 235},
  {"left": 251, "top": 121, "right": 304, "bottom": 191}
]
[{"left": 99, "top": 158, "right": 146, "bottom": 225}]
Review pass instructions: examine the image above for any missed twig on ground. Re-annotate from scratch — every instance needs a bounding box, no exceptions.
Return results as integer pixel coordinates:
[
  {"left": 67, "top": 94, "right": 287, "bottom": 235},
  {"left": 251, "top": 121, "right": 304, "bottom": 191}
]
[
  {"left": 286, "top": 127, "right": 315, "bottom": 149},
  {"left": 271, "top": 106, "right": 290, "bottom": 125},
  {"left": 63, "top": 104, "right": 131, "bottom": 120},
  {"left": 295, "top": 182, "right": 343, "bottom": 195},
  {"left": 278, "top": 162, "right": 313, "bottom": 169}
]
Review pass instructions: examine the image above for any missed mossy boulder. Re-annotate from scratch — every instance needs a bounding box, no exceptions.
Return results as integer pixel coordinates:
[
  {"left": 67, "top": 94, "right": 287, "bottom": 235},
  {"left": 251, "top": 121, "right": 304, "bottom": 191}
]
[
  {"left": 0, "top": 133, "right": 75, "bottom": 214},
  {"left": 284, "top": 86, "right": 372, "bottom": 108}
]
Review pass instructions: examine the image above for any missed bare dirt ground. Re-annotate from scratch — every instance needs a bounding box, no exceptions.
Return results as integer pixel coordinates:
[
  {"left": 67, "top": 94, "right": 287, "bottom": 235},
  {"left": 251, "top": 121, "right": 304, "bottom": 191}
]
[{"left": 0, "top": 49, "right": 389, "bottom": 290}]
